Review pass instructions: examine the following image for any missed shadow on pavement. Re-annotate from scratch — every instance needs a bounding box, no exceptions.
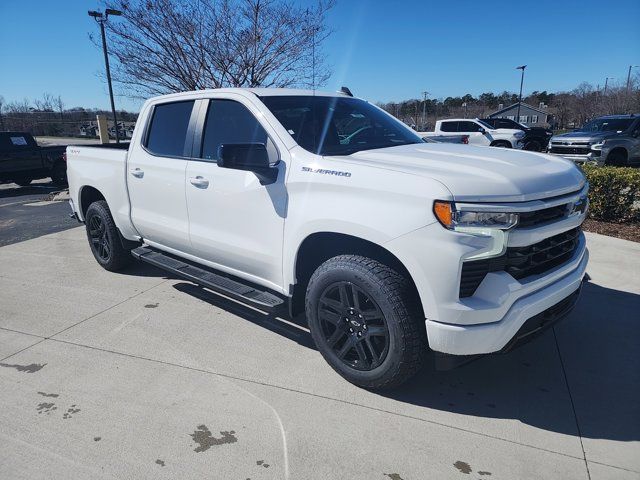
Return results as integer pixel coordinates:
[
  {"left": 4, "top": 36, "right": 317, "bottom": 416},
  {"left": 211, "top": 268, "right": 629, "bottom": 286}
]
[
  {"left": 382, "top": 282, "right": 640, "bottom": 443},
  {"left": 0, "top": 181, "right": 59, "bottom": 199}
]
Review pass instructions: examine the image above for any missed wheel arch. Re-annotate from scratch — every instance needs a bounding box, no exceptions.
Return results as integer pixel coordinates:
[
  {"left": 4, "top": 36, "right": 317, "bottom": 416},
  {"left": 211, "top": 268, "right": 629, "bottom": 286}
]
[
  {"left": 490, "top": 139, "right": 512, "bottom": 148},
  {"left": 290, "top": 231, "right": 424, "bottom": 319},
  {"left": 605, "top": 146, "right": 629, "bottom": 165},
  {"left": 79, "top": 185, "right": 106, "bottom": 218}
]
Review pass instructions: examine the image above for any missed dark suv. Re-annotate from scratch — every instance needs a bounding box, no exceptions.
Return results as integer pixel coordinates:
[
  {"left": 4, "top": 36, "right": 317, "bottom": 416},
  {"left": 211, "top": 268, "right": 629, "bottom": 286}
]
[{"left": 481, "top": 118, "right": 553, "bottom": 152}]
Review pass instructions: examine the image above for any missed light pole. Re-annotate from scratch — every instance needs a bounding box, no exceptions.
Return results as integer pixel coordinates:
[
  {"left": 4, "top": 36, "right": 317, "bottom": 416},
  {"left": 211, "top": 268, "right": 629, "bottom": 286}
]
[
  {"left": 462, "top": 102, "right": 467, "bottom": 118},
  {"left": 516, "top": 65, "right": 526, "bottom": 123},
  {"left": 421, "top": 91, "right": 428, "bottom": 130},
  {"left": 89, "top": 8, "right": 122, "bottom": 143},
  {"left": 627, "top": 65, "right": 639, "bottom": 91},
  {"left": 604, "top": 77, "right": 615, "bottom": 94}
]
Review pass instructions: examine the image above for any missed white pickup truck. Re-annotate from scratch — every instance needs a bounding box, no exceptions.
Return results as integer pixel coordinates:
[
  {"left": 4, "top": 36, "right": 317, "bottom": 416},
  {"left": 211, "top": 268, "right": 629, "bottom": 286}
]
[
  {"left": 423, "top": 118, "right": 526, "bottom": 148},
  {"left": 67, "top": 88, "right": 589, "bottom": 389}
]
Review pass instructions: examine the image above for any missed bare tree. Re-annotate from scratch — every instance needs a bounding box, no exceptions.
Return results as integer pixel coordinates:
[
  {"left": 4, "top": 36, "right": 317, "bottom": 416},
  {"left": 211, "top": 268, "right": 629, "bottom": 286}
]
[
  {"left": 34, "top": 93, "right": 55, "bottom": 112},
  {"left": 54, "top": 95, "right": 65, "bottom": 121},
  {"left": 98, "top": 0, "right": 334, "bottom": 98}
]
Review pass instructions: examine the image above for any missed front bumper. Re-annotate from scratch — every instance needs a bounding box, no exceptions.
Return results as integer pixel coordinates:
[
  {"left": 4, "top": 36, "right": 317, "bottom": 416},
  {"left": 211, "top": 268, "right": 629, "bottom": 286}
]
[
  {"left": 549, "top": 151, "right": 603, "bottom": 166},
  {"left": 425, "top": 242, "right": 588, "bottom": 355}
]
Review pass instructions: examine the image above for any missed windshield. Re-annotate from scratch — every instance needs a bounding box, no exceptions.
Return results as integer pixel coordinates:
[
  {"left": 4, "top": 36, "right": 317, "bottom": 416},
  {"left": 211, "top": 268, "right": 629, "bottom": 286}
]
[
  {"left": 578, "top": 118, "right": 634, "bottom": 133},
  {"left": 260, "top": 95, "right": 424, "bottom": 155}
]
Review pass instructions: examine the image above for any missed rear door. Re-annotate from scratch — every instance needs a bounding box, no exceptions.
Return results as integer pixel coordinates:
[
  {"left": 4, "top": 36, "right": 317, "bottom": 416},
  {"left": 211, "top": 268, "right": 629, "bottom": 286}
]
[
  {"left": 127, "top": 100, "right": 197, "bottom": 253},
  {"left": 457, "top": 121, "right": 491, "bottom": 145},
  {"left": 184, "top": 96, "right": 287, "bottom": 290}
]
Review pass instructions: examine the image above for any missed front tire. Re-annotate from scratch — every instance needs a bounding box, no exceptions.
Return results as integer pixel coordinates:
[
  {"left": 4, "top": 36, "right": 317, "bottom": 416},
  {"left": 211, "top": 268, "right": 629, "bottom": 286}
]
[
  {"left": 305, "top": 255, "right": 426, "bottom": 389},
  {"left": 491, "top": 140, "right": 512, "bottom": 148},
  {"left": 605, "top": 149, "right": 628, "bottom": 167},
  {"left": 13, "top": 176, "right": 33, "bottom": 187},
  {"left": 84, "top": 200, "right": 133, "bottom": 271}
]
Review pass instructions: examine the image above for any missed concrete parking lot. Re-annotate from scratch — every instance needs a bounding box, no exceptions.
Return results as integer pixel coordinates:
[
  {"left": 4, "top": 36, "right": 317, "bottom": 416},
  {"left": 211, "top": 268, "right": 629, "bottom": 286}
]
[{"left": 0, "top": 225, "right": 638, "bottom": 479}]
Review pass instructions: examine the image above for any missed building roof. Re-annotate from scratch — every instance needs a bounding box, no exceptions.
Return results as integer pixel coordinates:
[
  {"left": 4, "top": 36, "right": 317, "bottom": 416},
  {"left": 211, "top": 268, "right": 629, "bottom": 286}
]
[{"left": 489, "top": 102, "right": 548, "bottom": 117}]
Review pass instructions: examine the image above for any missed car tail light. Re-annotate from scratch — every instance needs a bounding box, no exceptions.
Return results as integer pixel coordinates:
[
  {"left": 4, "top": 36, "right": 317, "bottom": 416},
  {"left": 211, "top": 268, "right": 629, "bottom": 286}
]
[{"left": 462, "top": 135, "right": 469, "bottom": 144}]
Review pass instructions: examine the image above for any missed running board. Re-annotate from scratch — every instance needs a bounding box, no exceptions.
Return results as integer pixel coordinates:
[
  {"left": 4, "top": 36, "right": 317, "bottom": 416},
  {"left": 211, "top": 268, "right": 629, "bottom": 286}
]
[{"left": 131, "top": 246, "right": 285, "bottom": 310}]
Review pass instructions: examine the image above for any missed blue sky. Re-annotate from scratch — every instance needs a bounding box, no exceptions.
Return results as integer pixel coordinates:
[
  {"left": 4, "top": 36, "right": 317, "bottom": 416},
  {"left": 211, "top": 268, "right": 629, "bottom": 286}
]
[{"left": 1, "top": 0, "right": 639, "bottom": 112}]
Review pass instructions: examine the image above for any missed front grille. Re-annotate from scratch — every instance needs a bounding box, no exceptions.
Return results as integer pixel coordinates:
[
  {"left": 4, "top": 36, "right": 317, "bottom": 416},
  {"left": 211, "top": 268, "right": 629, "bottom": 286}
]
[
  {"left": 517, "top": 204, "right": 569, "bottom": 228},
  {"left": 459, "top": 228, "right": 581, "bottom": 298},
  {"left": 550, "top": 146, "right": 590, "bottom": 155}
]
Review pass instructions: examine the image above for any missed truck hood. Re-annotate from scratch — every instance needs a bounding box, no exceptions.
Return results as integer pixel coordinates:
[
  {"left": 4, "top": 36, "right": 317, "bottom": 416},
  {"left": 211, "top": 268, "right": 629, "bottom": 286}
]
[
  {"left": 551, "top": 130, "right": 615, "bottom": 142},
  {"left": 340, "top": 143, "right": 585, "bottom": 202}
]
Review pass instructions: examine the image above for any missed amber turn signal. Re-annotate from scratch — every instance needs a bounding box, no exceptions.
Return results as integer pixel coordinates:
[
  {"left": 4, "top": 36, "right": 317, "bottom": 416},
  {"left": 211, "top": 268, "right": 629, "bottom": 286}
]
[{"left": 433, "top": 200, "right": 453, "bottom": 228}]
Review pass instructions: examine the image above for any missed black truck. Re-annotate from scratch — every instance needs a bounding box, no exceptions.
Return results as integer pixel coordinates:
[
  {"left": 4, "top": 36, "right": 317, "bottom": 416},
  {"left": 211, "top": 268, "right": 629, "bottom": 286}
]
[
  {"left": 480, "top": 118, "right": 553, "bottom": 152},
  {"left": 0, "top": 132, "right": 68, "bottom": 186}
]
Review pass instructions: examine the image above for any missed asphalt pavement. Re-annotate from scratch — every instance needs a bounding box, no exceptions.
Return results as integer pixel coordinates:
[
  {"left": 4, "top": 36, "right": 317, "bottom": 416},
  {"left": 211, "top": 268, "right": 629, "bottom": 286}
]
[
  {"left": 0, "top": 189, "right": 638, "bottom": 479},
  {"left": 0, "top": 181, "right": 77, "bottom": 247}
]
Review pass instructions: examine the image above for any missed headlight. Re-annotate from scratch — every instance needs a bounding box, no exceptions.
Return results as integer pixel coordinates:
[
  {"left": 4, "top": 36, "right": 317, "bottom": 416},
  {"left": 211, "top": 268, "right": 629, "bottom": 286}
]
[
  {"left": 591, "top": 141, "right": 605, "bottom": 151},
  {"left": 514, "top": 131, "right": 525, "bottom": 139},
  {"left": 433, "top": 201, "right": 519, "bottom": 231}
]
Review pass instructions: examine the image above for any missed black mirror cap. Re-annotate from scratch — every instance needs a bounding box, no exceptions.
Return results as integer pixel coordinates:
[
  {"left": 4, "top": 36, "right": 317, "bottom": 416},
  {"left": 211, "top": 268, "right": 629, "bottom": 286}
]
[{"left": 218, "top": 143, "right": 278, "bottom": 184}]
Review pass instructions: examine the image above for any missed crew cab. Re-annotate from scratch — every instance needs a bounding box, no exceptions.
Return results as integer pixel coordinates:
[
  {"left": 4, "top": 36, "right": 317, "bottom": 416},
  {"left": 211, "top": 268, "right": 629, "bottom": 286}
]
[
  {"left": 0, "top": 132, "right": 68, "bottom": 186},
  {"left": 548, "top": 114, "right": 640, "bottom": 166},
  {"left": 67, "top": 88, "right": 588, "bottom": 389},
  {"left": 423, "top": 119, "right": 525, "bottom": 148},
  {"left": 480, "top": 117, "right": 553, "bottom": 152}
]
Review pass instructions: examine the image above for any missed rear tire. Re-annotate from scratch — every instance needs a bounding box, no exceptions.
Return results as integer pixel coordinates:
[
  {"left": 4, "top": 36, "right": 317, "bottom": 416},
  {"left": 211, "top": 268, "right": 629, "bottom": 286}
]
[
  {"left": 51, "top": 162, "right": 68, "bottom": 187},
  {"left": 305, "top": 255, "right": 426, "bottom": 390},
  {"left": 84, "top": 200, "right": 134, "bottom": 271}
]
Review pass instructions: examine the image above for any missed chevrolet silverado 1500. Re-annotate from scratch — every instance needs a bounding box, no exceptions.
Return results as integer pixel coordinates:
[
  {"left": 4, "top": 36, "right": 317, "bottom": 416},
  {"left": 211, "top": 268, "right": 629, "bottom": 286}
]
[{"left": 67, "top": 88, "right": 589, "bottom": 389}]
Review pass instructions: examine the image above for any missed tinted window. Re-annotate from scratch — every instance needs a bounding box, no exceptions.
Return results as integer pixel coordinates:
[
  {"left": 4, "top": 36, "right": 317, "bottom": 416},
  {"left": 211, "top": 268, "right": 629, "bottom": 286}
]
[
  {"left": 145, "top": 101, "right": 195, "bottom": 157},
  {"left": 439, "top": 121, "right": 458, "bottom": 132},
  {"left": 201, "top": 100, "right": 268, "bottom": 160},
  {"left": 261, "top": 95, "right": 423, "bottom": 155},
  {"left": 578, "top": 118, "right": 634, "bottom": 133},
  {"left": 458, "top": 121, "right": 482, "bottom": 132}
]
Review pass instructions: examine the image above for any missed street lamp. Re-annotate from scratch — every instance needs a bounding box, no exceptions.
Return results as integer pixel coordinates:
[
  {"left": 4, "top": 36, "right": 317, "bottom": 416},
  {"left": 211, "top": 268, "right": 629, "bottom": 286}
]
[
  {"left": 516, "top": 65, "right": 526, "bottom": 124},
  {"left": 604, "top": 77, "right": 615, "bottom": 93},
  {"left": 627, "top": 65, "right": 639, "bottom": 91},
  {"left": 421, "top": 91, "right": 428, "bottom": 130},
  {"left": 88, "top": 8, "right": 122, "bottom": 143}
]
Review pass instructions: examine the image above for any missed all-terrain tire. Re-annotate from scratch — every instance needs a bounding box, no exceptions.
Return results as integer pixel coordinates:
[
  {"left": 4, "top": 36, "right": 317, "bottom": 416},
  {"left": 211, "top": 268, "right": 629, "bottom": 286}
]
[
  {"left": 305, "top": 255, "right": 426, "bottom": 390},
  {"left": 85, "top": 200, "right": 134, "bottom": 271}
]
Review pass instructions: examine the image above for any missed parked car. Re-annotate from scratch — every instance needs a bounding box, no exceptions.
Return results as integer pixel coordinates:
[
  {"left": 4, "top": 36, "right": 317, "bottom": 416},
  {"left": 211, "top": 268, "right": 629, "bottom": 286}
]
[
  {"left": 67, "top": 88, "right": 588, "bottom": 389},
  {"left": 423, "top": 119, "right": 525, "bottom": 148},
  {"left": 548, "top": 114, "right": 640, "bottom": 166},
  {"left": 480, "top": 117, "right": 553, "bottom": 152},
  {"left": 0, "top": 132, "right": 68, "bottom": 186},
  {"left": 421, "top": 134, "right": 469, "bottom": 144}
]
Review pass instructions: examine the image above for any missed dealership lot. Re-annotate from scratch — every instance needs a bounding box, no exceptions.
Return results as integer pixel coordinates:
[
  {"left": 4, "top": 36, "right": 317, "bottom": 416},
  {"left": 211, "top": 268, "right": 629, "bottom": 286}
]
[{"left": 0, "top": 226, "right": 638, "bottom": 479}]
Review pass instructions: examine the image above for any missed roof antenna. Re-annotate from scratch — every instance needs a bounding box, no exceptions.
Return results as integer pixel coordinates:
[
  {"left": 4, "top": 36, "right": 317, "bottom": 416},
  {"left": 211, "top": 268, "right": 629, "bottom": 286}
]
[{"left": 340, "top": 86, "right": 353, "bottom": 97}]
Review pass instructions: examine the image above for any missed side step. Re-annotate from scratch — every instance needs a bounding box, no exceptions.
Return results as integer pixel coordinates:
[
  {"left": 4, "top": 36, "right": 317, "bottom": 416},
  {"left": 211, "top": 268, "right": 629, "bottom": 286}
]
[{"left": 131, "top": 246, "right": 284, "bottom": 310}]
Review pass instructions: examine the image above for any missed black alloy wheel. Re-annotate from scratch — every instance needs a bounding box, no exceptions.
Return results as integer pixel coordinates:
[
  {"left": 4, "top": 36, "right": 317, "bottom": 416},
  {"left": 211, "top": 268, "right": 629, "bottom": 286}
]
[
  {"left": 88, "top": 214, "right": 111, "bottom": 262},
  {"left": 317, "top": 281, "right": 390, "bottom": 371}
]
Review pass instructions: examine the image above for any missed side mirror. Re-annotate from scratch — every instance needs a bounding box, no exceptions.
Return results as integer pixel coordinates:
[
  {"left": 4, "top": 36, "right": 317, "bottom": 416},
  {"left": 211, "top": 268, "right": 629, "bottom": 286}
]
[
  {"left": 218, "top": 143, "right": 278, "bottom": 184},
  {"left": 478, "top": 128, "right": 486, "bottom": 134}
]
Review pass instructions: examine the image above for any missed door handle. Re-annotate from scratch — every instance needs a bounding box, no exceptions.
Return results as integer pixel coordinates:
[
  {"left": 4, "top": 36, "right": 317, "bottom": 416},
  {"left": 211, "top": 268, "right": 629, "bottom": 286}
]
[
  {"left": 130, "top": 168, "right": 144, "bottom": 178},
  {"left": 189, "top": 176, "right": 209, "bottom": 188}
]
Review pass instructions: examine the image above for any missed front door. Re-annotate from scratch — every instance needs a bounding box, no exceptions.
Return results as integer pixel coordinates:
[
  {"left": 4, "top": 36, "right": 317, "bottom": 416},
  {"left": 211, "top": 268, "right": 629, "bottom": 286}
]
[
  {"left": 185, "top": 97, "right": 286, "bottom": 291},
  {"left": 127, "top": 100, "right": 197, "bottom": 253},
  {"left": 457, "top": 121, "right": 492, "bottom": 146}
]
